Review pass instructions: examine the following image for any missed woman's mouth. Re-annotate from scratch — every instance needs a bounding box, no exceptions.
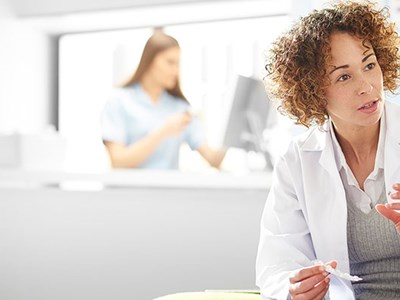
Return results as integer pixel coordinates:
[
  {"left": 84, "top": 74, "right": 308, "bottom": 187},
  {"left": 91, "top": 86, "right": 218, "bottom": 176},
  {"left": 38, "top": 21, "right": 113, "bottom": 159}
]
[{"left": 358, "top": 99, "right": 379, "bottom": 113}]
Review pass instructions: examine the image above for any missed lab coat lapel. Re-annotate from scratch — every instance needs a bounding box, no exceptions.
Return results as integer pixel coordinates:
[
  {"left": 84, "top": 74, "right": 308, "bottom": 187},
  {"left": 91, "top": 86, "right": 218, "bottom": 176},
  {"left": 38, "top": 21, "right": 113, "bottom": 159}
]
[
  {"left": 316, "top": 128, "right": 350, "bottom": 273},
  {"left": 301, "top": 125, "right": 350, "bottom": 274}
]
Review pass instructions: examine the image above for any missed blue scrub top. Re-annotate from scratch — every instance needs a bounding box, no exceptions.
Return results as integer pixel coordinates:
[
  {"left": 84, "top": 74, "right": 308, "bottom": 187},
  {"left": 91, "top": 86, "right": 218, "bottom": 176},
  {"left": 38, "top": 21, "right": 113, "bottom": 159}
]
[{"left": 101, "top": 83, "right": 205, "bottom": 169}]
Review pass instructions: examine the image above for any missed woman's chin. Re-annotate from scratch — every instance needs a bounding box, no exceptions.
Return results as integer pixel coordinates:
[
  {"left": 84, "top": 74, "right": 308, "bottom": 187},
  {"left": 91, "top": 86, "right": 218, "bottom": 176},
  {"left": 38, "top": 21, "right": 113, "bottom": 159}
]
[{"left": 164, "top": 82, "right": 176, "bottom": 90}]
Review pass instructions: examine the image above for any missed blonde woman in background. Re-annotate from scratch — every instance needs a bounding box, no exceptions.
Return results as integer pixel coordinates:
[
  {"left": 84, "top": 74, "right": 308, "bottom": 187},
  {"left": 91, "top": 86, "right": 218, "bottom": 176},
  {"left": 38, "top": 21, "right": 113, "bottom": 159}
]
[{"left": 101, "top": 31, "right": 225, "bottom": 169}]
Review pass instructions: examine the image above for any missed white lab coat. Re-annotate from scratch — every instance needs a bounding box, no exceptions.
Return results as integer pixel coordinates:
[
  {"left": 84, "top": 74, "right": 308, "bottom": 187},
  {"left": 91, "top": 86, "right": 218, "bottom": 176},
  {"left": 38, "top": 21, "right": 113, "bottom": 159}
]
[{"left": 256, "top": 101, "right": 400, "bottom": 300}]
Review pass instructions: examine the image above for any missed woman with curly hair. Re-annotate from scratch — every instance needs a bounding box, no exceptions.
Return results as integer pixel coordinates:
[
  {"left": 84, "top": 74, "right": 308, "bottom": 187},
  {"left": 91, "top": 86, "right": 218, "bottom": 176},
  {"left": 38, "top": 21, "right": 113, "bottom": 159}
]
[{"left": 256, "top": 1, "right": 400, "bottom": 299}]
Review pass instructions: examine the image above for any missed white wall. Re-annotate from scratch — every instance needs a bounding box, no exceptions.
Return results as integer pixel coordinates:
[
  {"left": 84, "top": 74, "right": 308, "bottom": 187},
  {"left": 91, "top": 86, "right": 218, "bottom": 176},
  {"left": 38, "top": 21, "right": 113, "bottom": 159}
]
[
  {"left": 9, "top": 0, "right": 242, "bottom": 17},
  {"left": 0, "top": 0, "right": 55, "bottom": 133}
]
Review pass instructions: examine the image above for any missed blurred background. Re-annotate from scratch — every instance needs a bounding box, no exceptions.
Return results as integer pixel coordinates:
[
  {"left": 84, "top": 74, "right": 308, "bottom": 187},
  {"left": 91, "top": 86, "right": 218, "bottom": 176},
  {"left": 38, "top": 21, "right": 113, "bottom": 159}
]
[{"left": 0, "top": 0, "right": 399, "bottom": 173}]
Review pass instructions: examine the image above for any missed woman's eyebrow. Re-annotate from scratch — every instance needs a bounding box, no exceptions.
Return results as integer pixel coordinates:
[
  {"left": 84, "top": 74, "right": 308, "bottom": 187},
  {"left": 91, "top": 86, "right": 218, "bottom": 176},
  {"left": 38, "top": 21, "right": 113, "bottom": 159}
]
[
  {"left": 329, "top": 52, "right": 376, "bottom": 74},
  {"left": 361, "top": 53, "right": 375, "bottom": 63}
]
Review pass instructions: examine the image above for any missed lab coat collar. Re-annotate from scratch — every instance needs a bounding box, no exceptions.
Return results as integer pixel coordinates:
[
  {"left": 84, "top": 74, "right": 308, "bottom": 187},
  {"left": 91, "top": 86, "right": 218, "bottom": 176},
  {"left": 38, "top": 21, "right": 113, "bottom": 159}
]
[
  {"left": 299, "top": 120, "right": 340, "bottom": 175},
  {"left": 299, "top": 123, "right": 329, "bottom": 152}
]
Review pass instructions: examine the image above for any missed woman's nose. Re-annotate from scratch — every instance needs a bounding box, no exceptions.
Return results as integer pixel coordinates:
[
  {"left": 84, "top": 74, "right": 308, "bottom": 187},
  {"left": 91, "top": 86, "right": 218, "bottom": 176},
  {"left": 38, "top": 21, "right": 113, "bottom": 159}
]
[{"left": 358, "top": 76, "right": 373, "bottom": 95}]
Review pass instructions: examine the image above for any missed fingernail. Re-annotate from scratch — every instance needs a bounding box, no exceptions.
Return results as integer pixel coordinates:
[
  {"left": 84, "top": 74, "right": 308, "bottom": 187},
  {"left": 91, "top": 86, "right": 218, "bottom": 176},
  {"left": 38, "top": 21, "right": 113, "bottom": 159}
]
[
  {"left": 319, "top": 266, "right": 325, "bottom": 272},
  {"left": 323, "top": 271, "right": 329, "bottom": 276}
]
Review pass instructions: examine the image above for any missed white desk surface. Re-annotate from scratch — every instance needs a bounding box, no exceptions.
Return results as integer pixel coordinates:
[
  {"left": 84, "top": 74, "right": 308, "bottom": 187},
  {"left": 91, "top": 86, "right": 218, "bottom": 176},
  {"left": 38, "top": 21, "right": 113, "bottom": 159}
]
[{"left": 0, "top": 169, "right": 272, "bottom": 190}]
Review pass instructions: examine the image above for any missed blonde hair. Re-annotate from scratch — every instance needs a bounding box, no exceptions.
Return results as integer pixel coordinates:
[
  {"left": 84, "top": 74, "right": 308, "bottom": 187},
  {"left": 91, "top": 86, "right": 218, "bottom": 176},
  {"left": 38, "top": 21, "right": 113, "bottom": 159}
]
[{"left": 123, "top": 31, "right": 187, "bottom": 101}]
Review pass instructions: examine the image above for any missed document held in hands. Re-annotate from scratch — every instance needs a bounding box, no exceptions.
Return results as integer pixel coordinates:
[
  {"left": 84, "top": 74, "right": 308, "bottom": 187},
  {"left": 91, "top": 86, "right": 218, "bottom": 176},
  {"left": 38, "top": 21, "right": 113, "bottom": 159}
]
[{"left": 313, "top": 260, "right": 363, "bottom": 282}]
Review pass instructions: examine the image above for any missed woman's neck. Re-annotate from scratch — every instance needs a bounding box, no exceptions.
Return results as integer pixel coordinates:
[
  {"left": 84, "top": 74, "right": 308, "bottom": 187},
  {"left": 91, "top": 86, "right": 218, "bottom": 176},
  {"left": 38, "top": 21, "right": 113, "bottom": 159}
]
[
  {"left": 333, "top": 121, "right": 380, "bottom": 164},
  {"left": 140, "top": 77, "right": 163, "bottom": 103}
]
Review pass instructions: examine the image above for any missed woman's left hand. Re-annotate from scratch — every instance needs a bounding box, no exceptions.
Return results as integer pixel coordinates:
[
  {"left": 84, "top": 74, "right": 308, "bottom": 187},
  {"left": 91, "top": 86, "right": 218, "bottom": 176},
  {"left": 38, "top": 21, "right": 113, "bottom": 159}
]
[{"left": 375, "top": 183, "right": 400, "bottom": 234}]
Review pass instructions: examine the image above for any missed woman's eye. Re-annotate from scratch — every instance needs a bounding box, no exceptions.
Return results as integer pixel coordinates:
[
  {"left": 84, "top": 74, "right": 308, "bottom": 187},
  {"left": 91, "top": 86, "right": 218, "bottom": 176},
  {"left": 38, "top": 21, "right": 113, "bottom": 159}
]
[
  {"left": 365, "top": 62, "right": 375, "bottom": 70},
  {"left": 338, "top": 74, "right": 350, "bottom": 82}
]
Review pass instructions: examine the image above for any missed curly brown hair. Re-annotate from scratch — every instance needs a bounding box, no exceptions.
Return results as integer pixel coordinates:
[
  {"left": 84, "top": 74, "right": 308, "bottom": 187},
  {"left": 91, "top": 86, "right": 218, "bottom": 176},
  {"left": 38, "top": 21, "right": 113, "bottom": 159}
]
[{"left": 265, "top": 1, "right": 400, "bottom": 127}]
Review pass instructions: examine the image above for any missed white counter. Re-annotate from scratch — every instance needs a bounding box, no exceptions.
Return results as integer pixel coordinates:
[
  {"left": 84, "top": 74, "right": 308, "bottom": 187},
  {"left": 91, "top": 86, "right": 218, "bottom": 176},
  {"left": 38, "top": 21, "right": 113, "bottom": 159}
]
[
  {"left": 0, "top": 169, "right": 272, "bottom": 190},
  {"left": 0, "top": 170, "right": 271, "bottom": 300}
]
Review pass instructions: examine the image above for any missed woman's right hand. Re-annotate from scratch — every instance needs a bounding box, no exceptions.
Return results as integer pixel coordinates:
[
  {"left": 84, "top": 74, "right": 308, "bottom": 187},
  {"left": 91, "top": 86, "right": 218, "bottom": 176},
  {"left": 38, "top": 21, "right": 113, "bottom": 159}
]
[
  {"left": 288, "top": 261, "right": 336, "bottom": 300},
  {"left": 161, "top": 111, "right": 192, "bottom": 137}
]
